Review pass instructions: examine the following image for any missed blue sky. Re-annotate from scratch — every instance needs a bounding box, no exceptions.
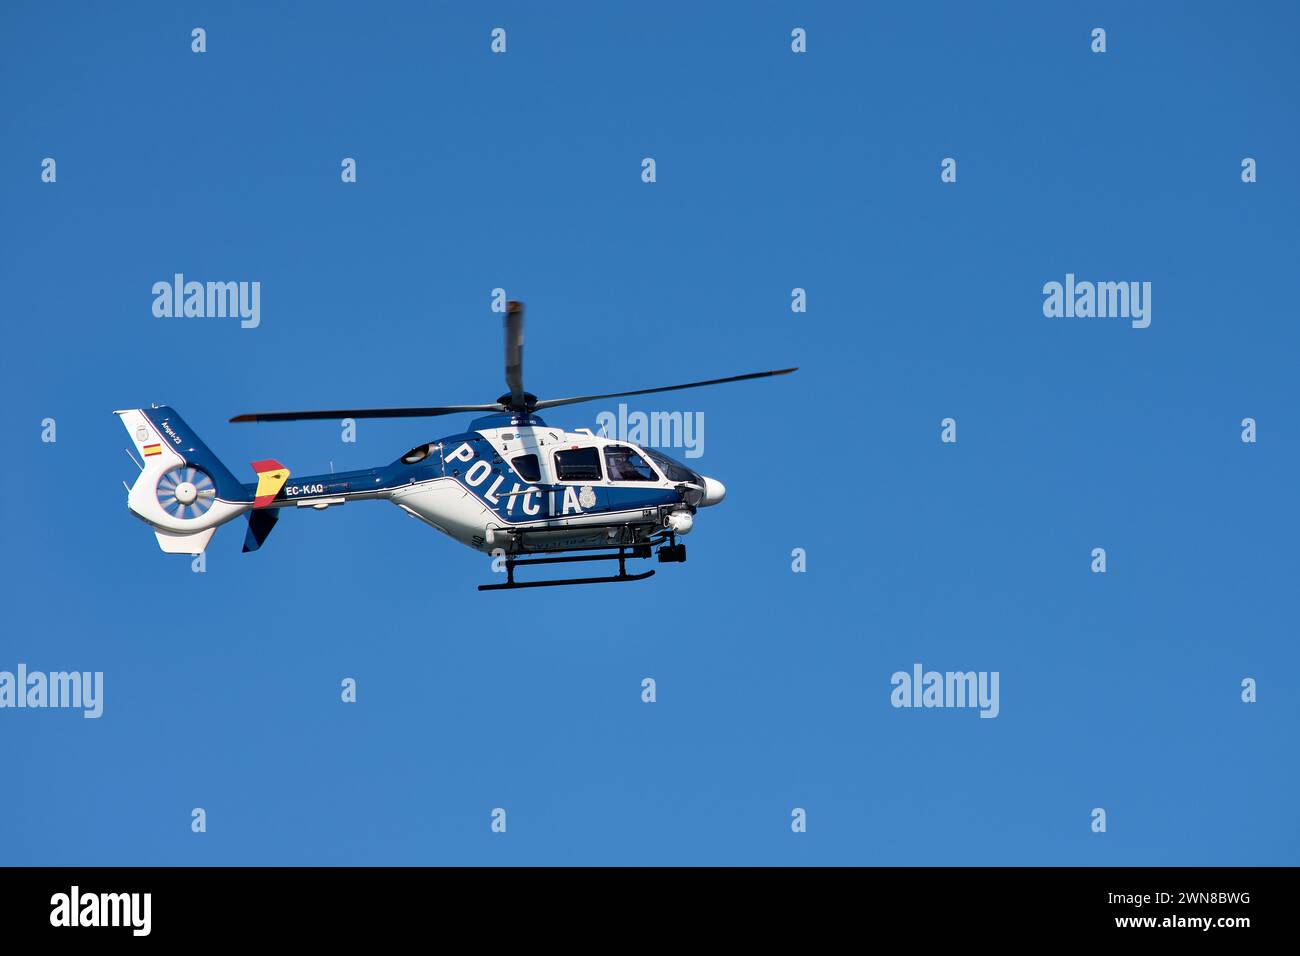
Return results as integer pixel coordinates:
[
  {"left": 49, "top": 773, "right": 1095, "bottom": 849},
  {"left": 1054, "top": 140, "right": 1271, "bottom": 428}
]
[{"left": 1, "top": 1, "right": 1297, "bottom": 865}]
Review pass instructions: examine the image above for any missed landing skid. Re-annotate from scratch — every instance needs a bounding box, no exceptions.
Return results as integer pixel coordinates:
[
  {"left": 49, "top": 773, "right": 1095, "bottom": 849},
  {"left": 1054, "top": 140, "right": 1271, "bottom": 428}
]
[
  {"left": 478, "top": 569, "right": 656, "bottom": 591},
  {"left": 478, "top": 539, "right": 681, "bottom": 591}
]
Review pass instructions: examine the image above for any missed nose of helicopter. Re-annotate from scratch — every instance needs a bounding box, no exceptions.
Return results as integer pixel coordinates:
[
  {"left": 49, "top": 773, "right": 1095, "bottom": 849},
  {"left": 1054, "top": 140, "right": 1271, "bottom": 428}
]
[{"left": 700, "top": 476, "right": 727, "bottom": 507}]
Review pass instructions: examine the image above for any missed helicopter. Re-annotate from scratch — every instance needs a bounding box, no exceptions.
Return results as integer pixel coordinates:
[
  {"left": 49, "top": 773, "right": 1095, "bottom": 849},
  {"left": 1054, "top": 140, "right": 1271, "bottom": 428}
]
[{"left": 116, "top": 301, "right": 796, "bottom": 590}]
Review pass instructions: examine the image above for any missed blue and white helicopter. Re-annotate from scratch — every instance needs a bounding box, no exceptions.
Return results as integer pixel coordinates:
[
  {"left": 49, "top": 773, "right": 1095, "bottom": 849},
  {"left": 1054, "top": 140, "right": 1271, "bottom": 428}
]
[{"left": 117, "top": 302, "right": 796, "bottom": 589}]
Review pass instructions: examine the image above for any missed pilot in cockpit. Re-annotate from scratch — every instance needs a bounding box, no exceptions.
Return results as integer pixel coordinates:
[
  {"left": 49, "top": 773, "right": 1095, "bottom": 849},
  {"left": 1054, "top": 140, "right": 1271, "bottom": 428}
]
[{"left": 605, "top": 446, "right": 657, "bottom": 482}]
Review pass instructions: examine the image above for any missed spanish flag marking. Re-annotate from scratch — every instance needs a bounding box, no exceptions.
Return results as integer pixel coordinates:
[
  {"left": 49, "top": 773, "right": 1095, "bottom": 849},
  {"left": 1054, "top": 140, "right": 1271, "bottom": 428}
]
[{"left": 251, "top": 459, "right": 291, "bottom": 509}]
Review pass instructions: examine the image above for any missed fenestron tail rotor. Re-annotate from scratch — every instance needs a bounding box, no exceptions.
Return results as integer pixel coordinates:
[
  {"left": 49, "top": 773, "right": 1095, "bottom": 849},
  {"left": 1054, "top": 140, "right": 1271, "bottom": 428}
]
[
  {"left": 156, "top": 465, "right": 217, "bottom": 519},
  {"left": 229, "top": 300, "right": 796, "bottom": 424}
]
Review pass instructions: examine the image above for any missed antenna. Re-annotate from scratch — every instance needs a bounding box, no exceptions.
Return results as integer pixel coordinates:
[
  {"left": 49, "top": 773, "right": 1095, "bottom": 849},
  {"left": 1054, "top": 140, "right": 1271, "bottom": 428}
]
[{"left": 124, "top": 447, "right": 143, "bottom": 471}]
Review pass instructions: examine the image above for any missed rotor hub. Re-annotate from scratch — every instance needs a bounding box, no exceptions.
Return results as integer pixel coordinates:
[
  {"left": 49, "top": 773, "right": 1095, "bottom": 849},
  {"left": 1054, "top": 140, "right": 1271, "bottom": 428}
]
[
  {"left": 496, "top": 392, "right": 538, "bottom": 412},
  {"left": 174, "top": 481, "right": 198, "bottom": 505}
]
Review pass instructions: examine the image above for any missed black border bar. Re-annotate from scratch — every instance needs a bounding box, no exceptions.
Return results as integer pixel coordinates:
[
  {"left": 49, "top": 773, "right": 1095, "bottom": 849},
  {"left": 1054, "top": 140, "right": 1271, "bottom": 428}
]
[{"left": 0, "top": 866, "right": 1284, "bottom": 941}]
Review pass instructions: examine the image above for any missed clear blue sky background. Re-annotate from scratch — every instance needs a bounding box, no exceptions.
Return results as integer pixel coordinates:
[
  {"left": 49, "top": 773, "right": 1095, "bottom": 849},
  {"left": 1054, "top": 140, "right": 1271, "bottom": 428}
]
[{"left": 2, "top": 1, "right": 1297, "bottom": 865}]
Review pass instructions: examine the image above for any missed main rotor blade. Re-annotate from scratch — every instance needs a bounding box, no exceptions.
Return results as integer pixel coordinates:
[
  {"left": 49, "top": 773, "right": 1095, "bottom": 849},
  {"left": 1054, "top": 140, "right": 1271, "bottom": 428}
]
[
  {"left": 532, "top": 367, "right": 798, "bottom": 411},
  {"left": 230, "top": 405, "right": 504, "bottom": 423},
  {"left": 504, "top": 300, "right": 525, "bottom": 408}
]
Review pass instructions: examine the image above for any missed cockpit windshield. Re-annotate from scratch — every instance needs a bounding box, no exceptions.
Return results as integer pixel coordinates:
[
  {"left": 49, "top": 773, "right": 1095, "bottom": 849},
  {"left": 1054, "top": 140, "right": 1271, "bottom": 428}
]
[{"left": 642, "top": 448, "right": 700, "bottom": 484}]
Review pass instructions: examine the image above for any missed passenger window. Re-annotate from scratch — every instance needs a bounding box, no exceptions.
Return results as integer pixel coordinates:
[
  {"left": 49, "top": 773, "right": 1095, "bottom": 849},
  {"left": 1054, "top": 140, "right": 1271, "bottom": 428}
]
[
  {"left": 511, "top": 454, "right": 541, "bottom": 483},
  {"left": 554, "top": 447, "right": 603, "bottom": 482},
  {"left": 604, "top": 446, "right": 658, "bottom": 482}
]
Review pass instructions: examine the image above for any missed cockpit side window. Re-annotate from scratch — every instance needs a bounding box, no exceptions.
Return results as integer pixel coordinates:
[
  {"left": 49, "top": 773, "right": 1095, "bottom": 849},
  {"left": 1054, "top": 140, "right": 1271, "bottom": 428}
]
[
  {"left": 511, "top": 453, "right": 541, "bottom": 483},
  {"left": 604, "top": 445, "right": 659, "bottom": 482},
  {"left": 554, "top": 447, "right": 603, "bottom": 482},
  {"left": 401, "top": 443, "right": 434, "bottom": 464}
]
